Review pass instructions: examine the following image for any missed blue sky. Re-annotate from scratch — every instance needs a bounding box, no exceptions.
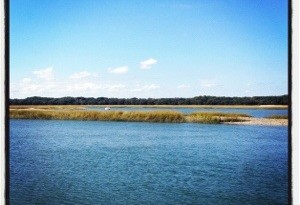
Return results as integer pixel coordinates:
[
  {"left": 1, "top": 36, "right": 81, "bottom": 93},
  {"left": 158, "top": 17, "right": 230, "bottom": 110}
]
[{"left": 10, "top": 0, "right": 288, "bottom": 98}]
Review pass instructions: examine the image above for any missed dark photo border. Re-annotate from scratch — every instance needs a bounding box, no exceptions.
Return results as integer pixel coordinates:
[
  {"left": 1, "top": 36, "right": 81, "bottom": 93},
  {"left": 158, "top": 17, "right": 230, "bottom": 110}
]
[{"left": 4, "top": 0, "right": 293, "bottom": 204}]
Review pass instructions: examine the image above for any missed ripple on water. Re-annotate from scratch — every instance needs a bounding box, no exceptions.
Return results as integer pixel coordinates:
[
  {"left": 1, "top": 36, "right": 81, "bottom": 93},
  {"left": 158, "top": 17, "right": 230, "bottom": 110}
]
[{"left": 10, "top": 120, "right": 288, "bottom": 205}]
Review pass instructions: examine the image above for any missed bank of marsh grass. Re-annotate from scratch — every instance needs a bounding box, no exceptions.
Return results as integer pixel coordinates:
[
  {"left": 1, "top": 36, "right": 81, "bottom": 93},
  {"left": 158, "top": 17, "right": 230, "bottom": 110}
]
[
  {"left": 10, "top": 109, "right": 251, "bottom": 124},
  {"left": 185, "top": 112, "right": 250, "bottom": 124},
  {"left": 10, "top": 110, "right": 185, "bottom": 123}
]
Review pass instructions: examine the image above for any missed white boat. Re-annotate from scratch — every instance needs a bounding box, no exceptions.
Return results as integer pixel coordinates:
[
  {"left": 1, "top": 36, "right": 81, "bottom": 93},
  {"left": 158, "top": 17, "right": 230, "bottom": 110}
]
[{"left": 104, "top": 107, "right": 111, "bottom": 110}]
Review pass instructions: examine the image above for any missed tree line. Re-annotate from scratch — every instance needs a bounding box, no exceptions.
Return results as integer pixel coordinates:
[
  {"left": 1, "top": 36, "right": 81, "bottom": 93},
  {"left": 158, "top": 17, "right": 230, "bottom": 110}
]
[{"left": 10, "top": 95, "right": 288, "bottom": 105}]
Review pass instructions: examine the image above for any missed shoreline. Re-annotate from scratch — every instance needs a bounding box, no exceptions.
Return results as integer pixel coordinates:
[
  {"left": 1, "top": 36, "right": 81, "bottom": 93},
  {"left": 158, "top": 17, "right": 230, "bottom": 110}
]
[{"left": 223, "top": 117, "right": 288, "bottom": 126}]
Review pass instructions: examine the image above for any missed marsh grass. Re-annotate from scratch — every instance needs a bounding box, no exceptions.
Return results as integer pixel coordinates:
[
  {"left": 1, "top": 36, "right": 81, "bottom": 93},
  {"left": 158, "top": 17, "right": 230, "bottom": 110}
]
[
  {"left": 265, "top": 114, "right": 288, "bottom": 119},
  {"left": 10, "top": 110, "right": 186, "bottom": 123},
  {"left": 9, "top": 110, "right": 249, "bottom": 124},
  {"left": 188, "top": 112, "right": 250, "bottom": 117}
]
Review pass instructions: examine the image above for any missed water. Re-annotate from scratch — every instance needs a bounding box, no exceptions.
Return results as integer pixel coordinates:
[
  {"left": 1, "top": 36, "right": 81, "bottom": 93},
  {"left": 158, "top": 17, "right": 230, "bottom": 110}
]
[
  {"left": 86, "top": 106, "right": 288, "bottom": 118},
  {"left": 10, "top": 119, "right": 288, "bottom": 205}
]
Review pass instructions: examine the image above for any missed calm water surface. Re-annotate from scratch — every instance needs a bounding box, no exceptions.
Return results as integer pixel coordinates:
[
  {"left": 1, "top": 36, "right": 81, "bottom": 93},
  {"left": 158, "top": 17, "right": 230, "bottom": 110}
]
[
  {"left": 10, "top": 119, "right": 288, "bottom": 205},
  {"left": 87, "top": 107, "right": 287, "bottom": 118}
]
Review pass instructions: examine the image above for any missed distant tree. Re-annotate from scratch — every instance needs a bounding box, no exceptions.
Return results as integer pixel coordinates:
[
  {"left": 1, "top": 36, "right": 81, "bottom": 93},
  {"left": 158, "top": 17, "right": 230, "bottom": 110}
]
[{"left": 9, "top": 95, "right": 289, "bottom": 105}]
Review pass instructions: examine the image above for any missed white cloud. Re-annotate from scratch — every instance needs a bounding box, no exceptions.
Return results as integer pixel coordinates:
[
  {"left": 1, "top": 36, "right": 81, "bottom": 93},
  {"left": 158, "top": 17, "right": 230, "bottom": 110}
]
[
  {"left": 33, "top": 67, "right": 54, "bottom": 80},
  {"left": 11, "top": 66, "right": 130, "bottom": 98},
  {"left": 130, "top": 84, "right": 160, "bottom": 92},
  {"left": 21, "top": 84, "right": 41, "bottom": 93},
  {"left": 108, "top": 66, "right": 128, "bottom": 74},
  {"left": 12, "top": 75, "right": 128, "bottom": 98},
  {"left": 140, "top": 58, "right": 157, "bottom": 69},
  {"left": 70, "top": 71, "right": 91, "bottom": 79},
  {"left": 13, "top": 78, "right": 41, "bottom": 94},
  {"left": 177, "top": 84, "right": 190, "bottom": 89},
  {"left": 21, "top": 78, "right": 32, "bottom": 83},
  {"left": 13, "top": 81, "right": 41, "bottom": 95}
]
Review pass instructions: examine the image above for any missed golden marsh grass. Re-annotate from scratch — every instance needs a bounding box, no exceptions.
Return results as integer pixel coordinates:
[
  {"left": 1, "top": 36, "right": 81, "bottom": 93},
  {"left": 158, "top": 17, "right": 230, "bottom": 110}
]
[
  {"left": 9, "top": 109, "right": 251, "bottom": 124},
  {"left": 185, "top": 112, "right": 250, "bottom": 124},
  {"left": 10, "top": 110, "right": 186, "bottom": 123}
]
